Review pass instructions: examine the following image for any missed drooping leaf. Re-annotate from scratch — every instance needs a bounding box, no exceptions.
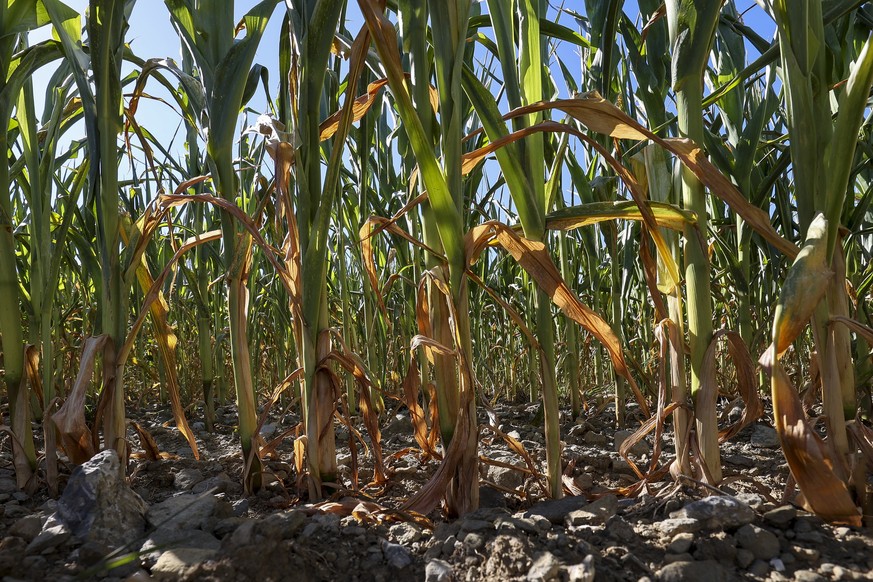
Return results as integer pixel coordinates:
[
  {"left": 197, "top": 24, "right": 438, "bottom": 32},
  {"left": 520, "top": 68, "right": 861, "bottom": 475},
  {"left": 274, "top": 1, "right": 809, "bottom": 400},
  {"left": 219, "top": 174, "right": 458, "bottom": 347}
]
[{"left": 465, "top": 221, "right": 650, "bottom": 417}]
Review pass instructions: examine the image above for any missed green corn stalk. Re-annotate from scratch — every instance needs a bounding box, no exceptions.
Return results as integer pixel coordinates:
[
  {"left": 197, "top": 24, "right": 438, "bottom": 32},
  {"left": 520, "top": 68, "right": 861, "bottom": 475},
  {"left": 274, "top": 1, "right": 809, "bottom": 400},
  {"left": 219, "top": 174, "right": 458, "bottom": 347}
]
[
  {"left": 0, "top": 0, "right": 55, "bottom": 487},
  {"left": 283, "top": 0, "right": 347, "bottom": 494},
  {"left": 45, "top": 0, "right": 136, "bottom": 464},
  {"left": 163, "top": 0, "right": 278, "bottom": 490},
  {"left": 474, "top": 0, "right": 563, "bottom": 499},
  {"left": 16, "top": 64, "right": 84, "bottom": 492},
  {"left": 666, "top": 0, "right": 722, "bottom": 484},
  {"left": 773, "top": 1, "right": 873, "bottom": 479},
  {"left": 362, "top": 0, "right": 480, "bottom": 515}
]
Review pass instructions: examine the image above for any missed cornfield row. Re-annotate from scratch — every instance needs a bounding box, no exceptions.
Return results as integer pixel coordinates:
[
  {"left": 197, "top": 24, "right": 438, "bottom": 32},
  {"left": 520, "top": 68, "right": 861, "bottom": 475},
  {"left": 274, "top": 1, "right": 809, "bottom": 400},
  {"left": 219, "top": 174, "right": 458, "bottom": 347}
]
[{"left": 1, "top": 0, "right": 872, "bottom": 524}]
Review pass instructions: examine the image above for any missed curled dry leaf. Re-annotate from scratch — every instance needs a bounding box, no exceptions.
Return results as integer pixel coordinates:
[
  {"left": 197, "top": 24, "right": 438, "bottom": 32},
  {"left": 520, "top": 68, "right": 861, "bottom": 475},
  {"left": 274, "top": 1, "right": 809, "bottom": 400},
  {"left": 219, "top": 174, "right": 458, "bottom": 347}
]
[
  {"left": 120, "top": 218, "right": 199, "bottom": 461},
  {"left": 545, "top": 200, "right": 695, "bottom": 233},
  {"left": 771, "top": 365, "right": 861, "bottom": 525},
  {"left": 762, "top": 213, "right": 860, "bottom": 525},
  {"left": 772, "top": 214, "right": 832, "bottom": 357},
  {"left": 401, "top": 358, "right": 439, "bottom": 460},
  {"left": 23, "top": 345, "right": 43, "bottom": 409},
  {"left": 696, "top": 329, "right": 763, "bottom": 443},
  {"left": 500, "top": 94, "right": 799, "bottom": 260},
  {"left": 465, "top": 221, "right": 650, "bottom": 417},
  {"left": 460, "top": 120, "right": 683, "bottom": 287},
  {"left": 53, "top": 335, "right": 107, "bottom": 465},
  {"left": 131, "top": 420, "right": 161, "bottom": 461},
  {"left": 360, "top": 211, "right": 444, "bottom": 324},
  {"left": 319, "top": 77, "right": 439, "bottom": 142},
  {"left": 320, "top": 343, "right": 387, "bottom": 485}
]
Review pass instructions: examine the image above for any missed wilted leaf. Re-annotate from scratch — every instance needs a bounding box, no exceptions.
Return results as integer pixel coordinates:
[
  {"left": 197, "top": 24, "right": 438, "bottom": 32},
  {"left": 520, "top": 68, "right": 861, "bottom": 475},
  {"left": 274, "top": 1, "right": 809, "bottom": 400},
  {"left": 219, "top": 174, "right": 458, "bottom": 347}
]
[
  {"left": 53, "top": 335, "right": 106, "bottom": 465},
  {"left": 401, "top": 358, "right": 438, "bottom": 459},
  {"left": 120, "top": 218, "right": 199, "bottom": 461},
  {"left": 703, "top": 330, "right": 763, "bottom": 443},
  {"left": 545, "top": 200, "right": 695, "bottom": 233},
  {"left": 772, "top": 214, "right": 832, "bottom": 357},
  {"left": 320, "top": 340, "right": 387, "bottom": 485},
  {"left": 460, "top": 120, "right": 683, "bottom": 288},
  {"left": 771, "top": 364, "right": 861, "bottom": 525},
  {"left": 466, "top": 221, "right": 650, "bottom": 417},
  {"left": 131, "top": 420, "right": 161, "bottom": 461},
  {"left": 501, "top": 94, "right": 799, "bottom": 260}
]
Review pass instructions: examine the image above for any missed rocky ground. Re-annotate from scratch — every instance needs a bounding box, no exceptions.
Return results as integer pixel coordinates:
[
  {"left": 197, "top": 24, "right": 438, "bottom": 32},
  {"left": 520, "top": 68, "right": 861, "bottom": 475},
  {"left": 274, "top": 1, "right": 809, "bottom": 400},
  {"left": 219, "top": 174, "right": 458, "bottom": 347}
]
[{"left": 1, "top": 401, "right": 872, "bottom": 582}]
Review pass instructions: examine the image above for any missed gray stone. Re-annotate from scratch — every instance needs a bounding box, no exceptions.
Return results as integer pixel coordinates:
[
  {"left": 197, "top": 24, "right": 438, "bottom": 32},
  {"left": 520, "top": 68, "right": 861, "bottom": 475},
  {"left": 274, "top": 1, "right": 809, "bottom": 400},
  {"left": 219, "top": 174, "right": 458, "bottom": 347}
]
[
  {"left": 735, "top": 524, "right": 780, "bottom": 560},
  {"left": 655, "top": 518, "right": 701, "bottom": 537},
  {"left": 3, "top": 503, "right": 29, "bottom": 519},
  {"left": 605, "top": 516, "right": 636, "bottom": 542},
  {"left": 749, "top": 559, "right": 770, "bottom": 577},
  {"left": 479, "top": 485, "right": 507, "bottom": 509},
  {"left": 223, "top": 511, "right": 306, "bottom": 549},
  {"left": 566, "top": 494, "right": 617, "bottom": 526},
  {"left": 793, "top": 546, "right": 820, "bottom": 562},
  {"left": 173, "top": 468, "right": 204, "bottom": 491},
  {"left": 139, "top": 526, "right": 220, "bottom": 567},
  {"left": 735, "top": 492, "right": 764, "bottom": 510},
  {"left": 524, "top": 495, "right": 589, "bottom": 524},
  {"left": 441, "top": 534, "right": 458, "bottom": 556},
  {"left": 192, "top": 472, "right": 237, "bottom": 495},
  {"left": 527, "top": 551, "right": 561, "bottom": 582},
  {"left": 55, "top": 450, "right": 148, "bottom": 547},
  {"left": 724, "top": 454, "right": 755, "bottom": 468},
  {"left": 568, "top": 423, "right": 590, "bottom": 438},
  {"left": 390, "top": 522, "right": 422, "bottom": 545},
  {"left": 231, "top": 498, "right": 249, "bottom": 517},
  {"left": 425, "top": 558, "right": 454, "bottom": 582},
  {"left": 795, "top": 531, "right": 824, "bottom": 544},
  {"left": 486, "top": 463, "right": 524, "bottom": 490},
  {"left": 464, "top": 531, "right": 485, "bottom": 550},
  {"left": 667, "top": 533, "right": 694, "bottom": 554},
  {"left": 657, "top": 560, "right": 726, "bottom": 582},
  {"left": 572, "top": 474, "right": 594, "bottom": 490},
  {"left": 566, "top": 555, "right": 595, "bottom": 582},
  {"left": 669, "top": 496, "right": 754, "bottom": 530},
  {"left": 751, "top": 425, "right": 780, "bottom": 448},
  {"left": 382, "top": 541, "right": 413, "bottom": 569},
  {"left": 615, "top": 429, "right": 651, "bottom": 456},
  {"left": 9, "top": 514, "right": 43, "bottom": 542},
  {"left": 25, "top": 515, "right": 70, "bottom": 554},
  {"left": 0, "top": 478, "right": 17, "bottom": 494},
  {"left": 763, "top": 506, "right": 796, "bottom": 528},
  {"left": 794, "top": 571, "right": 826, "bottom": 582},
  {"left": 147, "top": 493, "right": 217, "bottom": 530},
  {"left": 459, "top": 518, "right": 493, "bottom": 533},
  {"left": 151, "top": 548, "right": 216, "bottom": 579},
  {"left": 212, "top": 517, "right": 245, "bottom": 538},
  {"left": 736, "top": 548, "right": 755, "bottom": 568},
  {"left": 793, "top": 516, "right": 818, "bottom": 533},
  {"left": 513, "top": 516, "right": 544, "bottom": 534},
  {"left": 611, "top": 458, "right": 636, "bottom": 474},
  {"left": 583, "top": 432, "right": 608, "bottom": 446}
]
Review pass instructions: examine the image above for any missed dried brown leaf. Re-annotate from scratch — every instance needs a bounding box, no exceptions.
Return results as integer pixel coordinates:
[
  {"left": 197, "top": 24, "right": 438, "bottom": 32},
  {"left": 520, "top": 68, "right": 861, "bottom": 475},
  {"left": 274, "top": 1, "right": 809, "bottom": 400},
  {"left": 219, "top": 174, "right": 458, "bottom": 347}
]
[
  {"left": 466, "top": 221, "right": 650, "bottom": 416},
  {"left": 53, "top": 336, "right": 106, "bottom": 465}
]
